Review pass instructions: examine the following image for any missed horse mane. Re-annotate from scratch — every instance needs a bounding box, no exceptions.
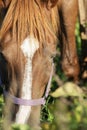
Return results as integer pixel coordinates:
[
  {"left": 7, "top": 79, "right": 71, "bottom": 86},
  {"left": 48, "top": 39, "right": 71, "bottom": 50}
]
[{"left": 0, "top": 0, "right": 59, "bottom": 48}]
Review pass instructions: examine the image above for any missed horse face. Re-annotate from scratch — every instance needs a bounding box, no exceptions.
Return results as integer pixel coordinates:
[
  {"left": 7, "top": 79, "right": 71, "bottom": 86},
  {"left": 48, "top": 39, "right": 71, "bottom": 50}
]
[{"left": 0, "top": 34, "right": 52, "bottom": 128}]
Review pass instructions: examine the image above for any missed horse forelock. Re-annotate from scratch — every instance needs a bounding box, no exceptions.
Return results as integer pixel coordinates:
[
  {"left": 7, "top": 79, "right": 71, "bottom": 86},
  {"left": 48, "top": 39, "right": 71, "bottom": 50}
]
[
  {"left": 0, "top": 0, "right": 59, "bottom": 49},
  {"left": 0, "top": 0, "right": 59, "bottom": 125}
]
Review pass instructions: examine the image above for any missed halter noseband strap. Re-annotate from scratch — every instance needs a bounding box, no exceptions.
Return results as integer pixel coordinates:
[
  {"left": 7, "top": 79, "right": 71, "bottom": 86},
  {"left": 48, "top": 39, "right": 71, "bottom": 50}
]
[{"left": 0, "top": 63, "right": 54, "bottom": 106}]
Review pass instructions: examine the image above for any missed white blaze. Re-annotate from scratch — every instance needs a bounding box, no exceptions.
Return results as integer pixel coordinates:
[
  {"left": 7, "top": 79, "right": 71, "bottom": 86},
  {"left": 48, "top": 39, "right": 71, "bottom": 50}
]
[{"left": 15, "top": 37, "right": 39, "bottom": 124}]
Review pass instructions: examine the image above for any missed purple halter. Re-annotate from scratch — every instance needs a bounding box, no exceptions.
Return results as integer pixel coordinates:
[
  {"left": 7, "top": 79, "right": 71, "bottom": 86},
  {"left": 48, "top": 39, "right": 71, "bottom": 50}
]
[{"left": 0, "top": 63, "right": 54, "bottom": 106}]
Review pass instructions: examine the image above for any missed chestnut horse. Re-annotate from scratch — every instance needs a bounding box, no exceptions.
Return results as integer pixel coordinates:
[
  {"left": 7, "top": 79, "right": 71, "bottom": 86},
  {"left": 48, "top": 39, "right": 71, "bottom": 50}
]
[{"left": 0, "top": 0, "right": 79, "bottom": 130}]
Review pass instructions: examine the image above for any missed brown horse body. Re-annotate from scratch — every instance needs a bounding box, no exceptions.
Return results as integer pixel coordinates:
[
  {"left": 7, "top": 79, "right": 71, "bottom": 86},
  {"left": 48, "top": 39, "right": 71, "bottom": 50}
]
[{"left": 0, "top": 0, "right": 79, "bottom": 129}]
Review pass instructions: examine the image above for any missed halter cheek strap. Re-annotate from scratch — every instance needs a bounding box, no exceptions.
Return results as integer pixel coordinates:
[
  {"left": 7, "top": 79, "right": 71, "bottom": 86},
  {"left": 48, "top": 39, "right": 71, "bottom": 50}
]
[{"left": 0, "top": 63, "right": 54, "bottom": 106}]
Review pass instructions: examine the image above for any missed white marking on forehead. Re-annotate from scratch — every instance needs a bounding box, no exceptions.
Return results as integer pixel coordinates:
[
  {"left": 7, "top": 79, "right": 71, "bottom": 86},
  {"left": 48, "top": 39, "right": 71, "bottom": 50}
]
[
  {"left": 21, "top": 36, "right": 39, "bottom": 57},
  {"left": 15, "top": 37, "right": 39, "bottom": 124}
]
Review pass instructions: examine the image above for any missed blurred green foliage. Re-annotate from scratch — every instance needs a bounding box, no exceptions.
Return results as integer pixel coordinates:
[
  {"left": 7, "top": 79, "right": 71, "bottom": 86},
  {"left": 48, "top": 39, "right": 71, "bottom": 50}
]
[{"left": 75, "top": 20, "right": 82, "bottom": 55}]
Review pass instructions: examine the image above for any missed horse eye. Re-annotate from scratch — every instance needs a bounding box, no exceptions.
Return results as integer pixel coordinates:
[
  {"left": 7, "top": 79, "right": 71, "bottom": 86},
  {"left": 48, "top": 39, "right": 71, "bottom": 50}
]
[
  {"left": 0, "top": 52, "right": 7, "bottom": 63},
  {"left": 0, "top": 52, "right": 10, "bottom": 85}
]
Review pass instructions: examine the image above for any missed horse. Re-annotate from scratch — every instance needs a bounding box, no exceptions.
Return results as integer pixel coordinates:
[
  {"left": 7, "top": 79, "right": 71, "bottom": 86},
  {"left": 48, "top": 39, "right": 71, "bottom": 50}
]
[{"left": 0, "top": 0, "right": 79, "bottom": 130}]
